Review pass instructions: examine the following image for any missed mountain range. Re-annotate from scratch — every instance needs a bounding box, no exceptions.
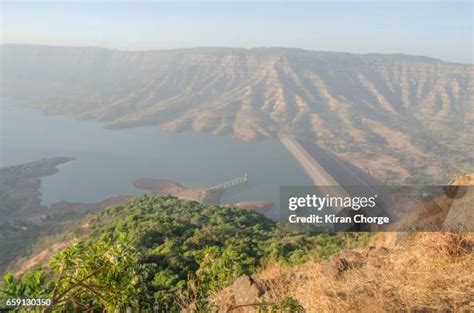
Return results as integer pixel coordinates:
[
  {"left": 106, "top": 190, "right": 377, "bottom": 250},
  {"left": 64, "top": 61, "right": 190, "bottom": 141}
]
[{"left": 1, "top": 44, "right": 472, "bottom": 183}]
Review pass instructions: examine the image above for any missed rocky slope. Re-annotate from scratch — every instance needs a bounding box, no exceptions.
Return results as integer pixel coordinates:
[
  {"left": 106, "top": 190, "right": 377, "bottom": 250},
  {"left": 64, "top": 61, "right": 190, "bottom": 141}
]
[{"left": 1, "top": 44, "right": 472, "bottom": 182}]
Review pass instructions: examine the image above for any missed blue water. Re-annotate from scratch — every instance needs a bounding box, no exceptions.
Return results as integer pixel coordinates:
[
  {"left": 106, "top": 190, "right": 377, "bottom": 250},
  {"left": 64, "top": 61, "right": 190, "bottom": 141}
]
[{"left": 1, "top": 99, "right": 312, "bottom": 213}]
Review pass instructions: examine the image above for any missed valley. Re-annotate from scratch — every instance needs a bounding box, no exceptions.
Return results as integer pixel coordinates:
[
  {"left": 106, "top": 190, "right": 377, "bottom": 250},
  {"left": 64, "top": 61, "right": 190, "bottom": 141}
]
[
  {"left": 1, "top": 44, "right": 472, "bottom": 291},
  {"left": 1, "top": 45, "right": 472, "bottom": 184},
  {"left": 1, "top": 2, "right": 472, "bottom": 311}
]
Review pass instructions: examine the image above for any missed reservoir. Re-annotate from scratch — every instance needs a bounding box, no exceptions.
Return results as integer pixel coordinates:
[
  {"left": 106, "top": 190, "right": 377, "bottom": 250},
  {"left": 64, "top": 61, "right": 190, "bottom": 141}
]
[{"left": 1, "top": 99, "right": 312, "bottom": 214}]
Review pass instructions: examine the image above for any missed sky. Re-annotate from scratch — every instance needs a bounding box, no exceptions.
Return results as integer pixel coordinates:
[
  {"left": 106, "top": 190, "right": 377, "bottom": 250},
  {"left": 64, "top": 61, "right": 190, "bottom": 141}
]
[{"left": 1, "top": 1, "right": 472, "bottom": 64}]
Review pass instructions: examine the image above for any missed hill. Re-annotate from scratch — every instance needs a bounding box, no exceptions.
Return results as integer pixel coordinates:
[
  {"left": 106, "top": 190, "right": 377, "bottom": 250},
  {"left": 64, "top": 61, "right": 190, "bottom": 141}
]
[
  {"left": 1, "top": 45, "right": 472, "bottom": 183},
  {"left": 214, "top": 231, "right": 473, "bottom": 312},
  {"left": 2, "top": 175, "right": 473, "bottom": 311},
  {"left": 213, "top": 174, "right": 474, "bottom": 312},
  {"left": 1, "top": 196, "right": 368, "bottom": 312}
]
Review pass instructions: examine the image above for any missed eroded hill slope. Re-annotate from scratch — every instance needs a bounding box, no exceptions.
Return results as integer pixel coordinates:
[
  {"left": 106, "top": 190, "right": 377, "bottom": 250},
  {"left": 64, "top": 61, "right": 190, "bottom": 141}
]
[{"left": 1, "top": 45, "right": 472, "bottom": 182}]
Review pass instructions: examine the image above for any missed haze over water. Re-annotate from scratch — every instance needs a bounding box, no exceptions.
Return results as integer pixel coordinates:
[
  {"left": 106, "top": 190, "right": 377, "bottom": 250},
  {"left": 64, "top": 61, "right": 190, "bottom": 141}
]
[{"left": 1, "top": 99, "right": 311, "bottom": 211}]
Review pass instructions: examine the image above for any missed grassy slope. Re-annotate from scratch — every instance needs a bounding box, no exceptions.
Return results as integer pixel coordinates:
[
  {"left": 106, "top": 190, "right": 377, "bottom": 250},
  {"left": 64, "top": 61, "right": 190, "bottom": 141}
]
[{"left": 215, "top": 232, "right": 473, "bottom": 312}]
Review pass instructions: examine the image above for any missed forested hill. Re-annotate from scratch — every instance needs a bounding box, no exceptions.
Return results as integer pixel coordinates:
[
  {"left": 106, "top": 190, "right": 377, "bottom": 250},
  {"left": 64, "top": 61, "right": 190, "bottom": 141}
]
[{"left": 1, "top": 196, "right": 367, "bottom": 312}]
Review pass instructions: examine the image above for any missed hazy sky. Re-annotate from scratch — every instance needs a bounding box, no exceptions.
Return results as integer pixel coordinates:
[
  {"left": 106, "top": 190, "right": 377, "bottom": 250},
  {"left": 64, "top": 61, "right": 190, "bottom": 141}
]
[{"left": 1, "top": 1, "right": 472, "bottom": 63}]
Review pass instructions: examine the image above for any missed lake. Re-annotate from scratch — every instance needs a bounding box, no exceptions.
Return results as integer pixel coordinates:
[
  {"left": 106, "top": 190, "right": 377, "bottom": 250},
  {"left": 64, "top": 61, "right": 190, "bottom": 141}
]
[{"left": 1, "top": 99, "right": 312, "bottom": 214}]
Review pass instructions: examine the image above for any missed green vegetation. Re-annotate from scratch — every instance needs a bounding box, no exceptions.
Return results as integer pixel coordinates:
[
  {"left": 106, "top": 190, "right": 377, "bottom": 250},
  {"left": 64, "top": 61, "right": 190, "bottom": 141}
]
[{"left": 1, "top": 196, "right": 368, "bottom": 312}]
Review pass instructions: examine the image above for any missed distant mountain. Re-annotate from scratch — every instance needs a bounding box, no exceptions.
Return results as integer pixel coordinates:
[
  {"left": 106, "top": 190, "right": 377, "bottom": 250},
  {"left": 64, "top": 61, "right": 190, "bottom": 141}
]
[{"left": 1, "top": 44, "right": 472, "bottom": 183}]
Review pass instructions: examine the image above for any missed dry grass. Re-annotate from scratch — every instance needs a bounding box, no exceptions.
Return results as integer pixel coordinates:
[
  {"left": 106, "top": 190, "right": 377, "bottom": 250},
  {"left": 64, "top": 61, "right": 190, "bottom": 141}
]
[{"left": 212, "top": 232, "right": 474, "bottom": 312}]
